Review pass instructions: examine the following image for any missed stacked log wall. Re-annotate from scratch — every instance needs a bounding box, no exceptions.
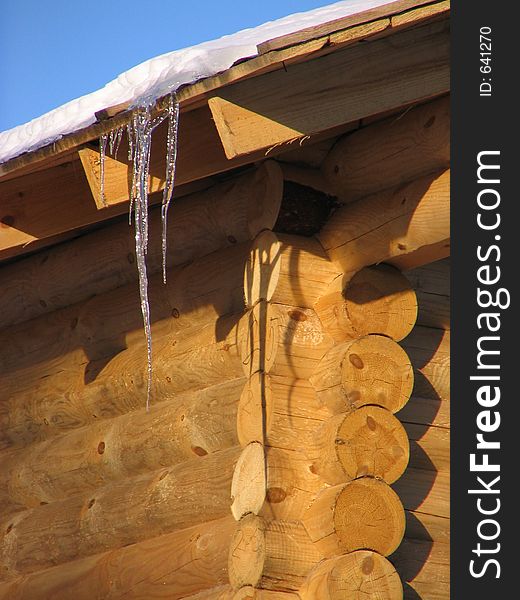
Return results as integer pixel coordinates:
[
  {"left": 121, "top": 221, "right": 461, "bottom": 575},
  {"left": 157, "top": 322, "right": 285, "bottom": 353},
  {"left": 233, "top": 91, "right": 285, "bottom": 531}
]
[{"left": 0, "top": 94, "right": 449, "bottom": 599}]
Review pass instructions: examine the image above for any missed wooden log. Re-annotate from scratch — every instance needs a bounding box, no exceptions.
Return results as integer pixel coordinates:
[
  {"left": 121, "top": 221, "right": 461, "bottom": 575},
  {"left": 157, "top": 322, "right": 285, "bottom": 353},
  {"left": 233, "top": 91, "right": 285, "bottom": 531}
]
[
  {"left": 312, "top": 406, "right": 409, "bottom": 485},
  {"left": 303, "top": 478, "right": 405, "bottom": 557},
  {"left": 317, "top": 170, "right": 450, "bottom": 274},
  {"left": 236, "top": 375, "right": 324, "bottom": 444},
  {"left": 228, "top": 514, "right": 322, "bottom": 591},
  {"left": 0, "top": 516, "right": 235, "bottom": 599},
  {"left": 0, "top": 312, "right": 245, "bottom": 449},
  {"left": 272, "top": 304, "right": 335, "bottom": 379},
  {"left": 321, "top": 95, "right": 449, "bottom": 203},
  {"left": 239, "top": 303, "right": 334, "bottom": 380},
  {"left": 405, "top": 258, "right": 450, "bottom": 330},
  {"left": 0, "top": 161, "right": 283, "bottom": 331},
  {"left": 299, "top": 551, "right": 403, "bottom": 600},
  {"left": 310, "top": 335, "right": 414, "bottom": 414},
  {"left": 0, "top": 378, "right": 244, "bottom": 514},
  {"left": 261, "top": 377, "right": 330, "bottom": 453},
  {"left": 244, "top": 232, "right": 340, "bottom": 309},
  {"left": 0, "top": 446, "right": 241, "bottom": 578},
  {"left": 0, "top": 240, "right": 251, "bottom": 382},
  {"left": 230, "top": 442, "right": 267, "bottom": 520},
  {"left": 314, "top": 264, "right": 417, "bottom": 342}
]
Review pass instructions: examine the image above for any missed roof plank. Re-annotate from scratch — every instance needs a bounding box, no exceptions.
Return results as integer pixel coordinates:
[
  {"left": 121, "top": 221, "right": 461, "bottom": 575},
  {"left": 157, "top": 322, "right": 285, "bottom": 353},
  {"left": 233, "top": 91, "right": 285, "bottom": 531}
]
[{"left": 256, "top": 0, "right": 440, "bottom": 53}]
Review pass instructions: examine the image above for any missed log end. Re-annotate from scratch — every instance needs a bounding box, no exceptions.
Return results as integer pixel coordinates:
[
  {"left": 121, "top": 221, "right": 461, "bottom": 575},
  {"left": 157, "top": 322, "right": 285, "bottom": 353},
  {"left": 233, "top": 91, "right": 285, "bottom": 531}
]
[
  {"left": 334, "top": 478, "right": 405, "bottom": 556},
  {"left": 343, "top": 265, "right": 418, "bottom": 341},
  {"left": 237, "top": 372, "right": 273, "bottom": 447},
  {"left": 228, "top": 514, "right": 266, "bottom": 589},
  {"left": 315, "top": 406, "right": 409, "bottom": 484},
  {"left": 238, "top": 303, "right": 279, "bottom": 377},
  {"left": 231, "top": 442, "right": 266, "bottom": 520},
  {"left": 341, "top": 335, "right": 414, "bottom": 413},
  {"left": 304, "top": 479, "right": 405, "bottom": 557},
  {"left": 244, "top": 231, "right": 281, "bottom": 309},
  {"left": 300, "top": 551, "right": 403, "bottom": 600},
  {"left": 247, "top": 161, "right": 284, "bottom": 237}
]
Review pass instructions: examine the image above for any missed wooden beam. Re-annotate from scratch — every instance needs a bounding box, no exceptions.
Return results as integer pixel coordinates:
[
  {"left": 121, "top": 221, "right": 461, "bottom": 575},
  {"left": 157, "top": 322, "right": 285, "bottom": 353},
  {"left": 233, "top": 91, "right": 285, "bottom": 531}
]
[{"left": 208, "top": 20, "right": 449, "bottom": 159}]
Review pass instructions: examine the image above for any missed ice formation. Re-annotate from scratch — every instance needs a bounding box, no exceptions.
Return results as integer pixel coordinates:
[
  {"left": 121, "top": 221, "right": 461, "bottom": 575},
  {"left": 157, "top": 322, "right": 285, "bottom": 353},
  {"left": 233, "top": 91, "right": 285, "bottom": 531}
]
[{"left": 101, "top": 95, "right": 179, "bottom": 410}]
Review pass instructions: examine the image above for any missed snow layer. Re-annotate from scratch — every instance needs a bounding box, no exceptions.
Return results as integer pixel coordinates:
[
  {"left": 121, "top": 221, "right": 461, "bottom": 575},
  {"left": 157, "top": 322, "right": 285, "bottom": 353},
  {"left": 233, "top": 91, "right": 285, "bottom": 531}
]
[{"left": 0, "top": 0, "right": 392, "bottom": 165}]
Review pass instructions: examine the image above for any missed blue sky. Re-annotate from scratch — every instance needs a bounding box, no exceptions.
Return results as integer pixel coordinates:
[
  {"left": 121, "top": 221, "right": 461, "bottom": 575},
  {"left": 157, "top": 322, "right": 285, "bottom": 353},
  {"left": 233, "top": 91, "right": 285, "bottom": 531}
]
[{"left": 0, "top": 0, "right": 333, "bottom": 133}]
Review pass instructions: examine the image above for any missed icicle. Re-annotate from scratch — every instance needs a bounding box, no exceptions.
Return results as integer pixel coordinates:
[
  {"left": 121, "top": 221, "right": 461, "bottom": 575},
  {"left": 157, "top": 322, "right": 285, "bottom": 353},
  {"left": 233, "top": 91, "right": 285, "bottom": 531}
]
[
  {"left": 126, "top": 103, "right": 172, "bottom": 411},
  {"left": 161, "top": 93, "right": 180, "bottom": 284},
  {"left": 113, "top": 127, "right": 124, "bottom": 160},
  {"left": 108, "top": 129, "right": 116, "bottom": 155},
  {"left": 99, "top": 133, "right": 108, "bottom": 207},
  {"left": 127, "top": 123, "right": 135, "bottom": 224},
  {"left": 129, "top": 106, "right": 154, "bottom": 410},
  {"left": 127, "top": 122, "right": 135, "bottom": 161},
  {"left": 108, "top": 126, "right": 124, "bottom": 158}
]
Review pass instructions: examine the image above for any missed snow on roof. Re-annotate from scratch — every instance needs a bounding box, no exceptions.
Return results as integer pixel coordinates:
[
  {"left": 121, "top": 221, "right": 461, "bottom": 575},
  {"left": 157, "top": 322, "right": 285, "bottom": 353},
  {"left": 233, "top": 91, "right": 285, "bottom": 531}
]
[{"left": 0, "top": 0, "right": 394, "bottom": 165}]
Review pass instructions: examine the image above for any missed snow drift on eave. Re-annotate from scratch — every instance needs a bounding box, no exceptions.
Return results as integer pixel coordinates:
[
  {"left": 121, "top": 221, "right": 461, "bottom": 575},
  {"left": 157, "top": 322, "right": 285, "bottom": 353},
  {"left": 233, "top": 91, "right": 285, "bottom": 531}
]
[{"left": 0, "top": 0, "right": 394, "bottom": 165}]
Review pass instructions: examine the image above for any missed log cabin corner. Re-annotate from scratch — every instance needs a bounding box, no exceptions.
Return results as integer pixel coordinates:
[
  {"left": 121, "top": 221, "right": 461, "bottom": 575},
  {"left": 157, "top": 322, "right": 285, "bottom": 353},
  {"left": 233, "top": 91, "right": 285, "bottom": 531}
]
[{"left": 0, "top": 1, "right": 450, "bottom": 598}]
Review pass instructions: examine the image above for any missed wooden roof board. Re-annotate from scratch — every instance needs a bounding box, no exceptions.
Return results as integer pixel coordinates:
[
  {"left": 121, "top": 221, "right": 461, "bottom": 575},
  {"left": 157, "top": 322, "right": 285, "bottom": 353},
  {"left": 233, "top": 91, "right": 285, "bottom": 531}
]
[
  {"left": 0, "top": 0, "right": 449, "bottom": 182},
  {"left": 256, "top": 0, "right": 438, "bottom": 53}
]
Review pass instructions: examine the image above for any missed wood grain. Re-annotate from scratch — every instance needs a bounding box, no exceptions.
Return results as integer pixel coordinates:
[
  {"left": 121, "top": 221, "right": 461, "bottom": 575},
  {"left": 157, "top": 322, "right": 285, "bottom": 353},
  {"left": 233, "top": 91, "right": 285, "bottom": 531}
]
[{"left": 0, "top": 517, "right": 235, "bottom": 598}]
